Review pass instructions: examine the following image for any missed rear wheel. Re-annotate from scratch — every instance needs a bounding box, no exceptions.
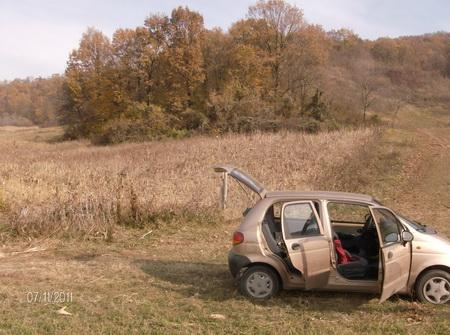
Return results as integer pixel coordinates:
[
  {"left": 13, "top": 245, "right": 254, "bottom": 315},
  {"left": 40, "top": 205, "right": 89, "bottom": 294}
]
[
  {"left": 240, "top": 265, "right": 280, "bottom": 300},
  {"left": 415, "top": 270, "right": 450, "bottom": 304}
]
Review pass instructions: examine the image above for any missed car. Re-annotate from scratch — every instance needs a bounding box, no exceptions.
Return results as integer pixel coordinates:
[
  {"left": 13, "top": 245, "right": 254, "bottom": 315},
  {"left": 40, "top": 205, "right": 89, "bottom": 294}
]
[{"left": 214, "top": 165, "right": 450, "bottom": 304}]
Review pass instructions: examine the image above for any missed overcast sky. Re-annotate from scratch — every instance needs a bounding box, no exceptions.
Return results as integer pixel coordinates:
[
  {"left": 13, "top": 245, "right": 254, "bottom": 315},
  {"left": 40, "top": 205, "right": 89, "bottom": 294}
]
[{"left": 1, "top": 0, "right": 449, "bottom": 81}]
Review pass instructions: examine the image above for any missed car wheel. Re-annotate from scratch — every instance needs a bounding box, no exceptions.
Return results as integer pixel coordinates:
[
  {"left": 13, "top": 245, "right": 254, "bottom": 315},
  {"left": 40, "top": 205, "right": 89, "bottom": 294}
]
[
  {"left": 415, "top": 269, "right": 450, "bottom": 304},
  {"left": 240, "top": 265, "right": 280, "bottom": 300}
]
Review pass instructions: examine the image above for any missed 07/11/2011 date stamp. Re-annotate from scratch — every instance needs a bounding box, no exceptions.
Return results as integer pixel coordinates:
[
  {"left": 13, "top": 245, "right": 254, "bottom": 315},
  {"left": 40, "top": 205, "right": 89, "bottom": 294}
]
[{"left": 26, "top": 291, "right": 73, "bottom": 303}]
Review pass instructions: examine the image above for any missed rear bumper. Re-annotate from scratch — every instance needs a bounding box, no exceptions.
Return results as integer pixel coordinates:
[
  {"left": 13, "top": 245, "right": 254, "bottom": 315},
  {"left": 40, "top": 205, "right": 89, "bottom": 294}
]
[{"left": 228, "top": 250, "right": 251, "bottom": 278}]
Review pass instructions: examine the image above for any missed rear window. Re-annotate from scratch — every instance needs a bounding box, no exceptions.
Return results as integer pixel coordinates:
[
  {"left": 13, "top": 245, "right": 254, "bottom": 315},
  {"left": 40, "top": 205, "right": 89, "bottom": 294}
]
[{"left": 283, "top": 202, "right": 320, "bottom": 238}]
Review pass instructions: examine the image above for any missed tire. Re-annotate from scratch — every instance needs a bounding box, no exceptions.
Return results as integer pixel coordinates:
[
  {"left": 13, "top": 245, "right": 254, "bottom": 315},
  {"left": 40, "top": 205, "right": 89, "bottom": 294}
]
[
  {"left": 415, "top": 269, "right": 450, "bottom": 304},
  {"left": 240, "top": 265, "right": 280, "bottom": 300}
]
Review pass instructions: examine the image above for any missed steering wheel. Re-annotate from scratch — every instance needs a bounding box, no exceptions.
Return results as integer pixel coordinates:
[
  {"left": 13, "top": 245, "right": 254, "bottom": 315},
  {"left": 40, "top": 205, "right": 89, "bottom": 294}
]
[{"left": 360, "top": 213, "right": 374, "bottom": 236}]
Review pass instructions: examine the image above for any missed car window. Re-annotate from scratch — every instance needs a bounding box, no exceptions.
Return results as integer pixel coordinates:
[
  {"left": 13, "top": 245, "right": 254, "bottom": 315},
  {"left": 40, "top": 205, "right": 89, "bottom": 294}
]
[
  {"left": 372, "top": 208, "right": 402, "bottom": 243},
  {"left": 283, "top": 203, "right": 320, "bottom": 239},
  {"left": 328, "top": 202, "right": 371, "bottom": 224},
  {"left": 274, "top": 201, "right": 321, "bottom": 218},
  {"left": 398, "top": 214, "right": 436, "bottom": 234}
]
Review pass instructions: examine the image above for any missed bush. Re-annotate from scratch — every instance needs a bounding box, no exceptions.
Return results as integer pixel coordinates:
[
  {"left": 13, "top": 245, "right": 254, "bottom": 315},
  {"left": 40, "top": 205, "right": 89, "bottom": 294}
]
[
  {"left": 305, "top": 90, "right": 328, "bottom": 122},
  {"left": 93, "top": 119, "right": 152, "bottom": 145},
  {"left": 0, "top": 189, "right": 8, "bottom": 213},
  {"left": 367, "top": 114, "right": 382, "bottom": 126},
  {"left": 92, "top": 104, "right": 171, "bottom": 144},
  {"left": 299, "top": 119, "right": 321, "bottom": 133},
  {"left": 181, "top": 108, "right": 208, "bottom": 130}
]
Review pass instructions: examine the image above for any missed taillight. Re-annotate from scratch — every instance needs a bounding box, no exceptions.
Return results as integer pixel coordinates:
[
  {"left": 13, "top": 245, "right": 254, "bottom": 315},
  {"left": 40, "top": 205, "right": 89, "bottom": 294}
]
[{"left": 232, "top": 231, "right": 244, "bottom": 245}]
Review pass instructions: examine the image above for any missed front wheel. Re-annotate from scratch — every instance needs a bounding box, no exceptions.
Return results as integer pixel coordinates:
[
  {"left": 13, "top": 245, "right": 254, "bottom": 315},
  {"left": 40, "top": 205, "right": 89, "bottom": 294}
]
[
  {"left": 240, "top": 265, "right": 280, "bottom": 300},
  {"left": 415, "top": 269, "right": 450, "bottom": 304}
]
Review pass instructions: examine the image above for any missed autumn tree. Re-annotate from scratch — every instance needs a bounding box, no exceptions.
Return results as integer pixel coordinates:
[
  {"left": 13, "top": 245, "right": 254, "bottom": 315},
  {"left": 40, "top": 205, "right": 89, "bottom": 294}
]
[
  {"left": 44, "top": 1, "right": 450, "bottom": 142},
  {"left": 0, "top": 75, "right": 64, "bottom": 126},
  {"left": 247, "top": 0, "right": 304, "bottom": 96},
  {"left": 202, "top": 28, "right": 230, "bottom": 94},
  {"left": 63, "top": 28, "right": 115, "bottom": 138},
  {"left": 445, "top": 50, "right": 450, "bottom": 78},
  {"left": 145, "top": 7, "right": 206, "bottom": 125},
  {"left": 281, "top": 24, "right": 330, "bottom": 112}
]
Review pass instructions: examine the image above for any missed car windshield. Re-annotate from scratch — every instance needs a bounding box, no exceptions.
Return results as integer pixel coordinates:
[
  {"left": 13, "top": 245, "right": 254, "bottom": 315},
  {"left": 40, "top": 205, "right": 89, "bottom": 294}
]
[{"left": 398, "top": 214, "right": 436, "bottom": 234}]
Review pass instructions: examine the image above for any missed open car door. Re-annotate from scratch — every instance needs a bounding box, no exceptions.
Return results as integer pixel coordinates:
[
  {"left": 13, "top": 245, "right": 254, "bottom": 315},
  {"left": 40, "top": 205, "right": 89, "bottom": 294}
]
[
  {"left": 369, "top": 206, "right": 412, "bottom": 303},
  {"left": 281, "top": 201, "right": 331, "bottom": 289},
  {"left": 213, "top": 165, "right": 266, "bottom": 199}
]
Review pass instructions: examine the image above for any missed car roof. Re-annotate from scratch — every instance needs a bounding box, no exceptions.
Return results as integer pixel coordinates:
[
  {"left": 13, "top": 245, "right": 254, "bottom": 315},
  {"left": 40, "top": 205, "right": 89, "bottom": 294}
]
[{"left": 265, "top": 191, "right": 379, "bottom": 204}]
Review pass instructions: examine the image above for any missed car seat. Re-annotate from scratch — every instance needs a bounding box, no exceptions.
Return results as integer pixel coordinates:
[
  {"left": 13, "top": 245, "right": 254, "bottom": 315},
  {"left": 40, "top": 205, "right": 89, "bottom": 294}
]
[
  {"left": 334, "top": 234, "right": 368, "bottom": 279},
  {"left": 262, "top": 219, "right": 284, "bottom": 256}
]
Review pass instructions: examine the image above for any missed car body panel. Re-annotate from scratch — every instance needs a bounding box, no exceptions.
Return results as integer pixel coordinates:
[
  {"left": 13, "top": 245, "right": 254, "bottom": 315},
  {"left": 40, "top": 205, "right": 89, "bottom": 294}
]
[
  {"left": 369, "top": 206, "right": 412, "bottom": 302},
  {"left": 325, "top": 269, "right": 380, "bottom": 293},
  {"left": 267, "top": 191, "right": 379, "bottom": 204},
  {"left": 379, "top": 243, "right": 412, "bottom": 302},
  {"left": 400, "top": 222, "right": 450, "bottom": 292},
  {"left": 281, "top": 201, "right": 331, "bottom": 289}
]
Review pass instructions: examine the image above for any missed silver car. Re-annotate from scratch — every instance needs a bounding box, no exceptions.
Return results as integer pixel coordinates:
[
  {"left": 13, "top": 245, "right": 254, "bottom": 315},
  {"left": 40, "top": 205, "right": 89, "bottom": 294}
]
[{"left": 215, "top": 165, "right": 450, "bottom": 304}]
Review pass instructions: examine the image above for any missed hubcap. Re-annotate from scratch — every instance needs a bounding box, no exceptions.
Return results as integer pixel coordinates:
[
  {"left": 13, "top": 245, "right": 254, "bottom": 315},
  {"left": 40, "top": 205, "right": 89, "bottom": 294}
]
[
  {"left": 423, "top": 276, "right": 450, "bottom": 304},
  {"left": 246, "top": 271, "right": 273, "bottom": 298}
]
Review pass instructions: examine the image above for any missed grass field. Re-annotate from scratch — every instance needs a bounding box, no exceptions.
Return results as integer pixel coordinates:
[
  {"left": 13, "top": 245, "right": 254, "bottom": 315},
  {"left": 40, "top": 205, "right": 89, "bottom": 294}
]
[
  {"left": 0, "top": 125, "right": 379, "bottom": 238},
  {"left": 0, "top": 106, "right": 449, "bottom": 334}
]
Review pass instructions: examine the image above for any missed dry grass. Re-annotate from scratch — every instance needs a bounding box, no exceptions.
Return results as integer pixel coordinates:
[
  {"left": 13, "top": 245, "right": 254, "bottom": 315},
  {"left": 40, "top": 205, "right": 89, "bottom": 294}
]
[
  {"left": 0, "top": 228, "right": 449, "bottom": 335},
  {"left": 0, "top": 127, "right": 379, "bottom": 238},
  {"left": 0, "top": 112, "right": 449, "bottom": 334}
]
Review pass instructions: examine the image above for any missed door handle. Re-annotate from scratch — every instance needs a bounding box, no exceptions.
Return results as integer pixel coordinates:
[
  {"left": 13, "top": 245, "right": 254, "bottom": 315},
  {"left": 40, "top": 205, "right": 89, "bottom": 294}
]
[
  {"left": 291, "top": 243, "right": 301, "bottom": 251},
  {"left": 388, "top": 251, "right": 393, "bottom": 259}
]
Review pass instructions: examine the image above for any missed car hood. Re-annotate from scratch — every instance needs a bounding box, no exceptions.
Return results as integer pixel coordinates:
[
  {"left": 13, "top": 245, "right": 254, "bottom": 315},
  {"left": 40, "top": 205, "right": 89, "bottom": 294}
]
[{"left": 412, "top": 231, "right": 450, "bottom": 255}]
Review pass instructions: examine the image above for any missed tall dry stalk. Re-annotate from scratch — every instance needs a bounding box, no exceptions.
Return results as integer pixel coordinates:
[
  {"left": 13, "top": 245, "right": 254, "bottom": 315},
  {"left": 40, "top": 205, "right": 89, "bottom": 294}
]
[{"left": 0, "top": 127, "right": 380, "bottom": 238}]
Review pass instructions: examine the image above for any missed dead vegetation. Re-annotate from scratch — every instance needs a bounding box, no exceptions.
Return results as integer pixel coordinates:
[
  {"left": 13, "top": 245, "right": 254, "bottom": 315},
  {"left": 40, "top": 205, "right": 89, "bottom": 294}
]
[
  {"left": 0, "top": 126, "right": 379, "bottom": 239},
  {"left": 0, "top": 109, "right": 448, "bottom": 334}
]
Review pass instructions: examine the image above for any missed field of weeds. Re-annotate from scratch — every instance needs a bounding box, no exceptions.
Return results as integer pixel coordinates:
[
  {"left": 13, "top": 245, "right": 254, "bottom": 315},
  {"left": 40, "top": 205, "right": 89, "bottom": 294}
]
[
  {"left": 0, "top": 126, "right": 379, "bottom": 239},
  {"left": 0, "top": 115, "right": 449, "bottom": 334}
]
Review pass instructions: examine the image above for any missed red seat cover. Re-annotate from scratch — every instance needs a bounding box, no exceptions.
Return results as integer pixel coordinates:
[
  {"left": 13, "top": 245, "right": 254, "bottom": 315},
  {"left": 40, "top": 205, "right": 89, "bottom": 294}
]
[{"left": 334, "top": 239, "right": 350, "bottom": 264}]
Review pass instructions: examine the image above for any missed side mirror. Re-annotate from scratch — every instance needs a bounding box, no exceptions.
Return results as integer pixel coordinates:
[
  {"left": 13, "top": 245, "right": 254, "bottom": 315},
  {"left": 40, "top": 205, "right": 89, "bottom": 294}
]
[
  {"left": 385, "top": 232, "right": 399, "bottom": 243},
  {"left": 402, "top": 231, "right": 414, "bottom": 242}
]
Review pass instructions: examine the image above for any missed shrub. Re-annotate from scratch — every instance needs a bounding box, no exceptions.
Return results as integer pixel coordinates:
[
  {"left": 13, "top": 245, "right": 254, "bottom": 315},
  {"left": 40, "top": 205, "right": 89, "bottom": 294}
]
[
  {"left": 305, "top": 90, "right": 328, "bottom": 122},
  {"left": 0, "top": 190, "right": 7, "bottom": 213},
  {"left": 368, "top": 114, "right": 382, "bottom": 126},
  {"left": 93, "top": 119, "right": 148, "bottom": 145},
  {"left": 181, "top": 108, "right": 209, "bottom": 130},
  {"left": 93, "top": 104, "right": 171, "bottom": 144},
  {"left": 301, "top": 119, "right": 321, "bottom": 133}
]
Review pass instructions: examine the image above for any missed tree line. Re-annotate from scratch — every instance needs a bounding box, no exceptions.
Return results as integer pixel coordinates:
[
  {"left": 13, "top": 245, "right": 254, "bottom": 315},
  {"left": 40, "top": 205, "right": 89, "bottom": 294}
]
[
  {"left": 1, "top": 0, "right": 449, "bottom": 143},
  {"left": 0, "top": 75, "right": 64, "bottom": 126}
]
